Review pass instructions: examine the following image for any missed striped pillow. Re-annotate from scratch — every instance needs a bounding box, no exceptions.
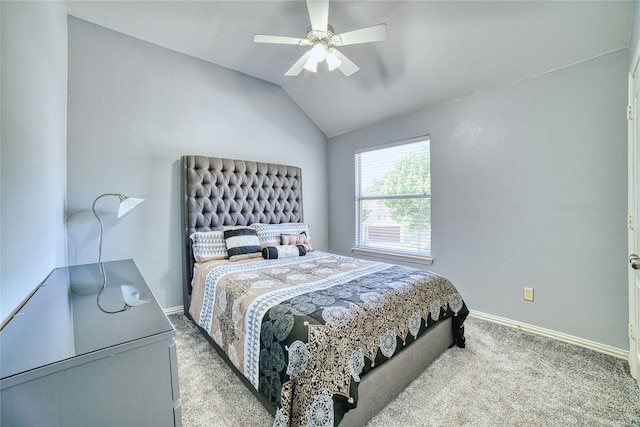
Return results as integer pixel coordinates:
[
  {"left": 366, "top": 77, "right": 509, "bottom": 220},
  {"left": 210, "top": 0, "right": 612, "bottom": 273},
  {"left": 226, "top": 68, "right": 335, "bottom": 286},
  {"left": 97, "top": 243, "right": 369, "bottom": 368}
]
[
  {"left": 224, "top": 227, "right": 262, "bottom": 261},
  {"left": 190, "top": 231, "right": 227, "bottom": 262}
]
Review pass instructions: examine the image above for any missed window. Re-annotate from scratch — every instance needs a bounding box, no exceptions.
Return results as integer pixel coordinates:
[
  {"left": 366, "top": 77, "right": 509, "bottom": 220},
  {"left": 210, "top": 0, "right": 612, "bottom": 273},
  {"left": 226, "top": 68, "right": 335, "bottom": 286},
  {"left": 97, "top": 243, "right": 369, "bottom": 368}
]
[{"left": 354, "top": 136, "right": 432, "bottom": 264}]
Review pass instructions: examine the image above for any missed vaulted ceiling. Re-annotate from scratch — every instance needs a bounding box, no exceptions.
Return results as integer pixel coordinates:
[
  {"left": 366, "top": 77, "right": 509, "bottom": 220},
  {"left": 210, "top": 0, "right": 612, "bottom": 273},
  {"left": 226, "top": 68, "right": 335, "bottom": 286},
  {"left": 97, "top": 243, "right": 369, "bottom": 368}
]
[{"left": 65, "top": 1, "right": 633, "bottom": 137}]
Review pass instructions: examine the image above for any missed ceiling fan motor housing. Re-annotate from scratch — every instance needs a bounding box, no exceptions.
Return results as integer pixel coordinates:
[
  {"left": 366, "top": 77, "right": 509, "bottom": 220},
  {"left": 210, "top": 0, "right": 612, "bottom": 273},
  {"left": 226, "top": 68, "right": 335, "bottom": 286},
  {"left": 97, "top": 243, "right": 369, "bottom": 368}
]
[{"left": 306, "top": 24, "right": 337, "bottom": 46}]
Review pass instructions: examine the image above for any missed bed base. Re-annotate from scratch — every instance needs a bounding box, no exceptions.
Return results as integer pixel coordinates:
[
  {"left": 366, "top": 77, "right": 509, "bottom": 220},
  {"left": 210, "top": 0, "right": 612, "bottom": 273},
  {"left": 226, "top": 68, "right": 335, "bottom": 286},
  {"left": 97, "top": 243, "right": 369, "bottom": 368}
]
[
  {"left": 340, "top": 317, "right": 452, "bottom": 426},
  {"left": 186, "top": 311, "right": 452, "bottom": 426}
]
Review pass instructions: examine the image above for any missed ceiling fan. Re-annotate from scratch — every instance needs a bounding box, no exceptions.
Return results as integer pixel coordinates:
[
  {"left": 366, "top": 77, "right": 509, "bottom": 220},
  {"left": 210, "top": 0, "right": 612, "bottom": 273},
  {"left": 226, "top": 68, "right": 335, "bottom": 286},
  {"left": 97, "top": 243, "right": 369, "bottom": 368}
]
[{"left": 253, "top": 0, "right": 387, "bottom": 77}]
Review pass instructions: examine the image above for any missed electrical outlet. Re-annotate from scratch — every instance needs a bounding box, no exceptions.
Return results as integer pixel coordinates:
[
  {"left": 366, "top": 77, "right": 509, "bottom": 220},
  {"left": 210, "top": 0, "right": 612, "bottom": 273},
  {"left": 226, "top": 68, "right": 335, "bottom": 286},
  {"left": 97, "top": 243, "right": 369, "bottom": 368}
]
[{"left": 523, "top": 287, "right": 534, "bottom": 302}]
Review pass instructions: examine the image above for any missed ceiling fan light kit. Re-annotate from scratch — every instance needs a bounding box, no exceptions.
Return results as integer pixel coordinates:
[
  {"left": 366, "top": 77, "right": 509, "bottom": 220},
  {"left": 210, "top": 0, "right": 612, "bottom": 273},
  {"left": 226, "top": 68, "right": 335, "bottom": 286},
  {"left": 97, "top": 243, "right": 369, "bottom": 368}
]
[
  {"left": 253, "top": 0, "right": 387, "bottom": 77},
  {"left": 325, "top": 49, "right": 341, "bottom": 71},
  {"left": 304, "top": 41, "right": 329, "bottom": 72}
]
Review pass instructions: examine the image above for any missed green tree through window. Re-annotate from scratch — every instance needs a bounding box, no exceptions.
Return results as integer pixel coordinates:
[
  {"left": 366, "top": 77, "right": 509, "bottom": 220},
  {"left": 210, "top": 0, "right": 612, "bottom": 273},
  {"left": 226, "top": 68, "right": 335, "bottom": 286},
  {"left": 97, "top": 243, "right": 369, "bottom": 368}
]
[{"left": 379, "top": 146, "right": 430, "bottom": 236}]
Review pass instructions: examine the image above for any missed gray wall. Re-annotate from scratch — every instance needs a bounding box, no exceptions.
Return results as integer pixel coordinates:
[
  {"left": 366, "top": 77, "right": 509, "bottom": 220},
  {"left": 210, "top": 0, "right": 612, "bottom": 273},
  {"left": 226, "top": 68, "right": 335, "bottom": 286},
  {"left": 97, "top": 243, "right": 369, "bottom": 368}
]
[
  {"left": 328, "top": 49, "right": 629, "bottom": 350},
  {"left": 0, "top": 1, "right": 68, "bottom": 324},
  {"left": 66, "top": 17, "right": 328, "bottom": 310}
]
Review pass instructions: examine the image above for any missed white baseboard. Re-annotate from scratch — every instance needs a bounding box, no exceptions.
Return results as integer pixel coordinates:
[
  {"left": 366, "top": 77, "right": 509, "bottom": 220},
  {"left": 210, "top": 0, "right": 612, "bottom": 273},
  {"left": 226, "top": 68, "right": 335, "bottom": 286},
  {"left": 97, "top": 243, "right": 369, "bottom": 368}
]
[
  {"left": 470, "top": 310, "right": 629, "bottom": 360},
  {"left": 164, "top": 305, "right": 184, "bottom": 316}
]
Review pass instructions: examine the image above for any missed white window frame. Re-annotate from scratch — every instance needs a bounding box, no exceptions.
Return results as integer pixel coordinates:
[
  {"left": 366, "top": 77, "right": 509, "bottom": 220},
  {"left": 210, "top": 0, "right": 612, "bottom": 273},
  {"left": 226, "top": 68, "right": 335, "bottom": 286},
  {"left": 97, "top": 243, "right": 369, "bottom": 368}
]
[{"left": 352, "top": 135, "right": 433, "bottom": 265}]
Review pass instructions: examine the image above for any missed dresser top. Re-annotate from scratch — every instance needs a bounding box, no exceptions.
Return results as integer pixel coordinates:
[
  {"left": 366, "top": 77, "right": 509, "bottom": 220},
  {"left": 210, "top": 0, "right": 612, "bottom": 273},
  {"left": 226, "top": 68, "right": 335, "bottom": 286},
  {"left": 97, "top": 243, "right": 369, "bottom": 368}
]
[{"left": 1, "top": 259, "right": 174, "bottom": 380}]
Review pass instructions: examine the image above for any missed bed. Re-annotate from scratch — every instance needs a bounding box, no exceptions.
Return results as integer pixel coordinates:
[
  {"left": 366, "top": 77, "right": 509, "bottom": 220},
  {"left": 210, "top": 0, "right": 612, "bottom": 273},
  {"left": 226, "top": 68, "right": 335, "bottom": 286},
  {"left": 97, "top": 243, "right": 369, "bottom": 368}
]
[{"left": 181, "top": 155, "right": 468, "bottom": 427}]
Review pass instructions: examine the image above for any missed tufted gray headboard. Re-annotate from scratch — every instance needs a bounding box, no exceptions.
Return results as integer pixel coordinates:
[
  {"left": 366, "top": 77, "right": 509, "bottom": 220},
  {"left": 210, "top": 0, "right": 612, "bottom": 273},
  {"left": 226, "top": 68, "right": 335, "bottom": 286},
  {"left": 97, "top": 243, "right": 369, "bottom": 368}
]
[{"left": 181, "top": 155, "right": 304, "bottom": 310}]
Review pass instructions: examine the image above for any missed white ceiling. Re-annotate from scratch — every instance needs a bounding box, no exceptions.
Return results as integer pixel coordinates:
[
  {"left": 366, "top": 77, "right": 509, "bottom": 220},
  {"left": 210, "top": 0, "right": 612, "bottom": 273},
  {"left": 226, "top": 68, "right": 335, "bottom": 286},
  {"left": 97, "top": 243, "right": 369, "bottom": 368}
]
[{"left": 65, "top": 0, "right": 633, "bottom": 137}]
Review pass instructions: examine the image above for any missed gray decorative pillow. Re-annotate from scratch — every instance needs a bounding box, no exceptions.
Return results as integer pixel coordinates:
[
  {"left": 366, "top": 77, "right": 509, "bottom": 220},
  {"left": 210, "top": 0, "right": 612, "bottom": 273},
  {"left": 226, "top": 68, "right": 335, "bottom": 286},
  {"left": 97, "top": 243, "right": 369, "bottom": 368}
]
[
  {"left": 252, "top": 223, "right": 310, "bottom": 247},
  {"left": 190, "top": 230, "right": 227, "bottom": 262}
]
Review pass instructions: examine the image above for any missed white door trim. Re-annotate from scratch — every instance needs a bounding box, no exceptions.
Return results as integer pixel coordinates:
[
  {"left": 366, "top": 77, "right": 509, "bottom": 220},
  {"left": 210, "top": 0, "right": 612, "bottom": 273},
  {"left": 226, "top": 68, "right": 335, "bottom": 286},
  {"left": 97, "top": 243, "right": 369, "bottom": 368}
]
[{"left": 627, "top": 39, "right": 640, "bottom": 384}]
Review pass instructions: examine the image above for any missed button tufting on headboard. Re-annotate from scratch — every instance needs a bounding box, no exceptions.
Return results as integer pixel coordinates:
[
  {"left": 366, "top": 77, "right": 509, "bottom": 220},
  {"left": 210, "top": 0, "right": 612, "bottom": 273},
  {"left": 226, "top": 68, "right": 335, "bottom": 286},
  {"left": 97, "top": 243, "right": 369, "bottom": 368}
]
[{"left": 184, "top": 155, "right": 303, "bottom": 229}]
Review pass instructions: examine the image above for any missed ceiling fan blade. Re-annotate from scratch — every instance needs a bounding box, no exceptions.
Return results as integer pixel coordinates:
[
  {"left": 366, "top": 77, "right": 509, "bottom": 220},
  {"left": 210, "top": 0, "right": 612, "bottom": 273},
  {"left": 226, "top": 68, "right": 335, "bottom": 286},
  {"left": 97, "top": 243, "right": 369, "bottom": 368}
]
[
  {"left": 285, "top": 50, "right": 312, "bottom": 76},
  {"left": 254, "top": 34, "right": 310, "bottom": 46},
  {"left": 332, "top": 50, "right": 359, "bottom": 77},
  {"left": 306, "top": 0, "right": 329, "bottom": 32},
  {"left": 332, "top": 23, "right": 387, "bottom": 46}
]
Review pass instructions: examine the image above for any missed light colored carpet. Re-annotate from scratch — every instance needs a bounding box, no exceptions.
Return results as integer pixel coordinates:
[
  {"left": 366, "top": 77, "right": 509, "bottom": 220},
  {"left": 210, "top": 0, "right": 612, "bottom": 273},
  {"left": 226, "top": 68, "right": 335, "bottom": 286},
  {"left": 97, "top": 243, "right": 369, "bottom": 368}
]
[{"left": 169, "top": 314, "right": 640, "bottom": 426}]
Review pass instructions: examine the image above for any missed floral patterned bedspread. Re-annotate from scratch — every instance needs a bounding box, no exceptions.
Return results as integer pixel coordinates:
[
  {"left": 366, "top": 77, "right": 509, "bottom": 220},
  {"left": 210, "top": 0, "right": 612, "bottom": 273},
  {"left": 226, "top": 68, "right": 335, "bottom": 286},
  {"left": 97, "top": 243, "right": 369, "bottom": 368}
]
[{"left": 189, "top": 252, "right": 468, "bottom": 427}]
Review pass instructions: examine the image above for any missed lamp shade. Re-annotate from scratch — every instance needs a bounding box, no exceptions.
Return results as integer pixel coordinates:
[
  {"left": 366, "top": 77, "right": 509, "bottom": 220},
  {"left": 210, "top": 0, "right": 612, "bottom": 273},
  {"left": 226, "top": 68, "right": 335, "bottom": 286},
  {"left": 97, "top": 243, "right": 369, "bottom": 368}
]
[
  {"left": 303, "top": 42, "right": 329, "bottom": 73},
  {"left": 93, "top": 193, "right": 145, "bottom": 264},
  {"left": 117, "top": 197, "right": 145, "bottom": 218},
  {"left": 303, "top": 59, "right": 319, "bottom": 73},
  {"left": 309, "top": 42, "right": 328, "bottom": 63},
  {"left": 326, "top": 50, "right": 342, "bottom": 71}
]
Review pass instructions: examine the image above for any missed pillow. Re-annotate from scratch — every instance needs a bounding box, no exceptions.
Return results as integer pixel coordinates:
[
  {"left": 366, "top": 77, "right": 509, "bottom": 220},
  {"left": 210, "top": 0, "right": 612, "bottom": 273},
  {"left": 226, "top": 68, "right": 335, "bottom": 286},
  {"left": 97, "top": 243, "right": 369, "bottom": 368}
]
[
  {"left": 190, "top": 230, "right": 227, "bottom": 262},
  {"left": 281, "top": 233, "right": 314, "bottom": 252},
  {"left": 262, "top": 245, "right": 307, "bottom": 260},
  {"left": 252, "top": 222, "right": 311, "bottom": 247},
  {"left": 224, "top": 227, "right": 262, "bottom": 262}
]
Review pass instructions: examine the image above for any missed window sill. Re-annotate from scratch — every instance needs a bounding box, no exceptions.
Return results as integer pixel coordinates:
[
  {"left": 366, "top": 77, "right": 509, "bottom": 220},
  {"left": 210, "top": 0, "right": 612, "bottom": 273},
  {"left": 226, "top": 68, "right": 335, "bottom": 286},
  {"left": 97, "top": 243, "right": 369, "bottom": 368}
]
[{"left": 351, "top": 247, "right": 433, "bottom": 266}]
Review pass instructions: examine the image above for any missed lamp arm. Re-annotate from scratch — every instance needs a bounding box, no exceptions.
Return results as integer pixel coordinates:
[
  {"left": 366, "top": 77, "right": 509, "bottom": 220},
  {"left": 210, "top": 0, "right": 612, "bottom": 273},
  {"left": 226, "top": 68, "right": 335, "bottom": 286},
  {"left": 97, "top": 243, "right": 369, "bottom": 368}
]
[
  {"left": 92, "top": 193, "right": 129, "bottom": 314},
  {"left": 92, "top": 193, "right": 125, "bottom": 264},
  {"left": 95, "top": 253, "right": 129, "bottom": 314}
]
